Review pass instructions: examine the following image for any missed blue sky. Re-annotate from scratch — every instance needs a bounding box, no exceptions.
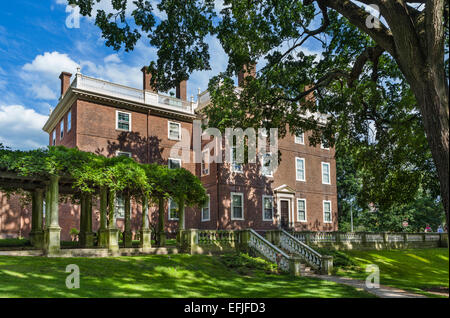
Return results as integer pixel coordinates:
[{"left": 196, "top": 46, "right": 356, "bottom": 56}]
[{"left": 0, "top": 0, "right": 323, "bottom": 150}]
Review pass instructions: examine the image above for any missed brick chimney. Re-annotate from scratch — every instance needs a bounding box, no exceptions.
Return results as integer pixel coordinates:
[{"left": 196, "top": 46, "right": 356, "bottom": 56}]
[
  {"left": 176, "top": 80, "right": 187, "bottom": 100},
  {"left": 59, "top": 72, "right": 72, "bottom": 97},
  {"left": 237, "top": 63, "right": 256, "bottom": 87},
  {"left": 141, "top": 66, "right": 157, "bottom": 92}
]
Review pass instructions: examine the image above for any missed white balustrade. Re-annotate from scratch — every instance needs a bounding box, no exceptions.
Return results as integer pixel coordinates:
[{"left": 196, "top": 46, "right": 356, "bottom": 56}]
[
  {"left": 248, "top": 229, "right": 290, "bottom": 272},
  {"left": 280, "top": 230, "right": 322, "bottom": 270}
]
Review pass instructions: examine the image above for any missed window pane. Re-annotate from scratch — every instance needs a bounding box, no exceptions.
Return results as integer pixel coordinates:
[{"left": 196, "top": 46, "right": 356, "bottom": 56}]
[
  {"left": 169, "top": 159, "right": 181, "bottom": 169},
  {"left": 169, "top": 123, "right": 180, "bottom": 139},
  {"left": 233, "top": 207, "right": 242, "bottom": 219},
  {"left": 68, "top": 112, "right": 71, "bottom": 131},
  {"left": 296, "top": 159, "right": 305, "bottom": 180},
  {"left": 232, "top": 195, "right": 242, "bottom": 207}
]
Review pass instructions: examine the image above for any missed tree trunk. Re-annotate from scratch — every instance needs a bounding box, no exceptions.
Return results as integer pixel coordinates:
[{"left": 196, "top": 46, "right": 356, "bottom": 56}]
[
  {"left": 157, "top": 197, "right": 166, "bottom": 246},
  {"left": 409, "top": 66, "right": 449, "bottom": 231}
]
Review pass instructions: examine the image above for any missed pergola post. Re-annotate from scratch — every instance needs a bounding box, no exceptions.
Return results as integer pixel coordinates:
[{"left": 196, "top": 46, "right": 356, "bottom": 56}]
[
  {"left": 123, "top": 192, "right": 132, "bottom": 248},
  {"left": 140, "top": 195, "right": 151, "bottom": 251},
  {"left": 105, "top": 189, "right": 119, "bottom": 253},
  {"left": 79, "top": 192, "right": 95, "bottom": 247},
  {"left": 157, "top": 197, "right": 166, "bottom": 247},
  {"left": 30, "top": 188, "right": 44, "bottom": 249},
  {"left": 98, "top": 186, "right": 108, "bottom": 247},
  {"left": 44, "top": 175, "right": 60, "bottom": 255}
]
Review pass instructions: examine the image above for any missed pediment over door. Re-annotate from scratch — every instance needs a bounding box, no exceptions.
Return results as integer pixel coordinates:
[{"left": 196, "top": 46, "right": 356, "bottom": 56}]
[{"left": 273, "top": 184, "right": 296, "bottom": 195}]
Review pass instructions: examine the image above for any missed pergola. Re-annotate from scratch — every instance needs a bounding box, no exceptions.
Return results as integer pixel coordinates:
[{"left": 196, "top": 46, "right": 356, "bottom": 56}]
[{"left": 0, "top": 170, "right": 151, "bottom": 255}]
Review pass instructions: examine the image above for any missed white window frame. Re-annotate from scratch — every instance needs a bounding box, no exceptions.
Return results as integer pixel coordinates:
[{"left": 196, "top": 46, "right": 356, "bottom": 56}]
[
  {"left": 116, "top": 110, "right": 132, "bottom": 132},
  {"left": 295, "top": 157, "right": 306, "bottom": 182},
  {"left": 168, "top": 121, "right": 181, "bottom": 141},
  {"left": 230, "top": 192, "right": 244, "bottom": 220},
  {"left": 321, "top": 162, "right": 331, "bottom": 185},
  {"left": 323, "top": 200, "right": 332, "bottom": 223},
  {"left": 201, "top": 149, "right": 210, "bottom": 176},
  {"left": 201, "top": 194, "right": 210, "bottom": 222},
  {"left": 261, "top": 153, "right": 273, "bottom": 177},
  {"left": 262, "top": 195, "right": 274, "bottom": 221},
  {"left": 52, "top": 130, "right": 56, "bottom": 145},
  {"left": 114, "top": 194, "right": 125, "bottom": 219},
  {"left": 67, "top": 111, "right": 72, "bottom": 132},
  {"left": 321, "top": 140, "right": 330, "bottom": 150},
  {"left": 295, "top": 132, "right": 304, "bottom": 144},
  {"left": 230, "top": 146, "right": 243, "bottom": 173},
  {"left": 168, "top": 198, "right": 179, "bottom": 220},
  {"left": 168, "top": 157, "right": 182, "bottom": 169},
  {"left": 60, "top": 120, "right": 64, "bottom": 140},
  {"left": 116, "top": 151, "right": 132, "bottom": 158},
  {"left": 297, "top": 198, "right": 307, "bottom": 222}
]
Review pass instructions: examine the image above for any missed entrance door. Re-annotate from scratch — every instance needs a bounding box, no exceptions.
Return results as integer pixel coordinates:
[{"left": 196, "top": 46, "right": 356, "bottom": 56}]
[{"left": 280, "top": 200, "right": 290, "bottom": 229}]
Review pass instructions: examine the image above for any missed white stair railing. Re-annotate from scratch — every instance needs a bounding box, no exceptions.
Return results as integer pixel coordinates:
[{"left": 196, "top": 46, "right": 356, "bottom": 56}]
[
  {"left": 280, "top": 230, "right": 323, "bottom": 271},
  {"left": 247, "top": 229, "right": 290, "bottom": 272}
]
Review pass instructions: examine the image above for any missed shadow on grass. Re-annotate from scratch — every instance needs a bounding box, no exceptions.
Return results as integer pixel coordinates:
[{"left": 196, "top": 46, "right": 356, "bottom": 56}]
[{"left": 0, "top": 254, "right": 373, "bottom": 298}]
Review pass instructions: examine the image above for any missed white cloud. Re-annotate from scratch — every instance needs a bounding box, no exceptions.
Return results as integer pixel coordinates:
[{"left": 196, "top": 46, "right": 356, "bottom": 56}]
[
  {"left": 104, "top": 53, "right": 121, "bottom": 64},
  {"left": 22, "top": 51, "right": 79, "bottom": 78},
  {"left": 0, "top": 105, "right": 49, "bottom": 150}
]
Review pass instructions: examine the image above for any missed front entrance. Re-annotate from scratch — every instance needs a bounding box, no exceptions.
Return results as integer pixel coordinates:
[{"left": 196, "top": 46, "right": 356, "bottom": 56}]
[{"left": 280, "top": 200, "right": 290, "bottom": 229}]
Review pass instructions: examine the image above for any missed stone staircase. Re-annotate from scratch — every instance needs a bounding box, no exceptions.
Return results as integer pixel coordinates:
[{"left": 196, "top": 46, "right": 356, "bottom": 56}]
[{"left": 245, "top": 229, "right": 333, "bottom": 276}]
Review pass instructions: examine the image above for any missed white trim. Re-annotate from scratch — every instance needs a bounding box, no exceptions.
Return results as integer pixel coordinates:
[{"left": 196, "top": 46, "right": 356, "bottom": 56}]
[
  {"left": 116, "top": 151, "right": 132, "bottom": 158},
  {"left": 201, "top": 194, "right": 211, "bottom": 222},
  {"left": 168, "top": 198, "right": 179, "bottom": 220},
  {"left": 168, "top": 157, "right": 182, "bottom": 169},
  {"left": 168, "top": 121, "right": 181, "bottom": 141},
  {"left": 115, "top": 110, "right": 132, "bottom": 132},
  {"left": 294, "top": 132, "right": 304, "bottom": 144},
  {"left": 321, "top": 162, "right": 331, "bottom": 185},
  {"left": 201, "top": 149, "right": 210, "bottom": 176},
  {"left": 262, "top": 195, "right": 274, "bottom": 221},
  {"left": 321, "top": 141, "right": 330, "bottom": 150},
  {"left": 296, "top": 198, "right": 307, "bottom": 222},
  {"left": 323, "top": 200, "right": 332, "bottom": 223},
  {"left": 60, "top": 120, "right": 64, "bottom": 140},
  {"left": 295, "top": 157, "right": 306, "bottom": 182},
  {"left": 230, "top": 192, "right": 244, "bottom": 220}
]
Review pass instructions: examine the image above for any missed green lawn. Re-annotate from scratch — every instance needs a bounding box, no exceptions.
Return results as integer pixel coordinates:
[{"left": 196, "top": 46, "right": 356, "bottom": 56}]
[
  {"left": 0, "top": 253, "right": 373, "bottom": 298},
  {"left": 329, "top": 248, "right": 449, "bottom": 297}
]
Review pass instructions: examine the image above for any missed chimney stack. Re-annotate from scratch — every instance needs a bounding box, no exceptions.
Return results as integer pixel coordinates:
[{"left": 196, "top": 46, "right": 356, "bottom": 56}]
[
  {"left": 59, "top": 72, "right": 72, "bottom": 97},
  {"left": 176, "top": 80, "right": 187, "bottom": 100},
  {"left": 141, "top": 66, "right": 157, "bottom": 92},
  {"left": 237, "top": 63, "right": 256, "bottom": 87}
]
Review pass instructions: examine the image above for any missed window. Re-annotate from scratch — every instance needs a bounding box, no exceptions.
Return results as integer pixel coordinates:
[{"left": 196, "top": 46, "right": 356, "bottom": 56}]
[
  {"left": 114, "top": 194, "right": 125, "bottom": 219},
  {"left": 261, "top": 153, "right": 273, "bottom": 177},
  {"left": 116, "top": 111, "right": 131, "bottom": 131},
  {"left": 297, "top": 199, "right": 307, "bottom": 222},
  {"left": 295, "top": 132, "right": 304, "bottom": 144},
  {"left": 67, "top": 111, "right": 72, "bottom": 131},
  {"left": 168, "top": 158, "right": 181, "bottom": 169},
  {"left": 60, "top": 120, "right": 64, "bottom": 139},
  {"left": 52, "top": 130, "right": 56, "bottom": 145},
  {"left": 201, "top": 150, "right": 210, "bottom": 176},
  {"left": 168, "top": 198, "right": 179, "bottom": 220},
  {"left": 231, "top": 192, "right": 244, "bottom": 220},
  {"left": 116, "top": 151, "right": 132, "bottom": 158},
  {"left": 168, "top": 121, "right": 181, "bottom": 140},
  {"left": 321, "top": 140, "right": 330, "bottom": 150},
  {"left": 322, "top": 162, "right": 331, "bottom": 184},
  {"left": 296, "top": 157, "right": 305, "bottom": 181},
  {"left": 201, "top": 194, "right": 210, "bottom": 221},
  {"left": 230, "top": 146, "right": 243, "bottom": 173},
  {"left": 262, "top": 196, "right": 273, "bottom": 221},
  {"left": 323, "top": 200, "right": 332, "bottom": 223}
]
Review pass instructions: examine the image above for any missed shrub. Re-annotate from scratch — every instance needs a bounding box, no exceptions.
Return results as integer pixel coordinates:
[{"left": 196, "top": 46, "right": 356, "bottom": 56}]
[{"left": 219, "top": 253, "right": 279, "bottom": 275}]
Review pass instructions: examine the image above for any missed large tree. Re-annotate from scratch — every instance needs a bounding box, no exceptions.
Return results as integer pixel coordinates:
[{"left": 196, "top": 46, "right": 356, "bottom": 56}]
[{"left": 70, "top": 0, "right": 449, "bottom": 226}]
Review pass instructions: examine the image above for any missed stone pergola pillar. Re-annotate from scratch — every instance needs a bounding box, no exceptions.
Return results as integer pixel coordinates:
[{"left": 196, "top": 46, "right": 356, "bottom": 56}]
[
  {"left": 123, "top": 192, "right": 132, "bottom": 248},
  {"left": 79, "top": 192, "right": 95, "bottom": 247},
  {"left": 98, "top": 186, "right": 108, "bottom": 247},
  {"left": 105, "top": 189, "right": 119, "bottom": 253},
  {"left": 44, "top": 175, "right": 61, "bottom": 255},
  {"left": 30, "top": 188, "right": 44, "bottom": 249},
  {"left": 140, "top": 195, "right": 151, "bottom": 251}
]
